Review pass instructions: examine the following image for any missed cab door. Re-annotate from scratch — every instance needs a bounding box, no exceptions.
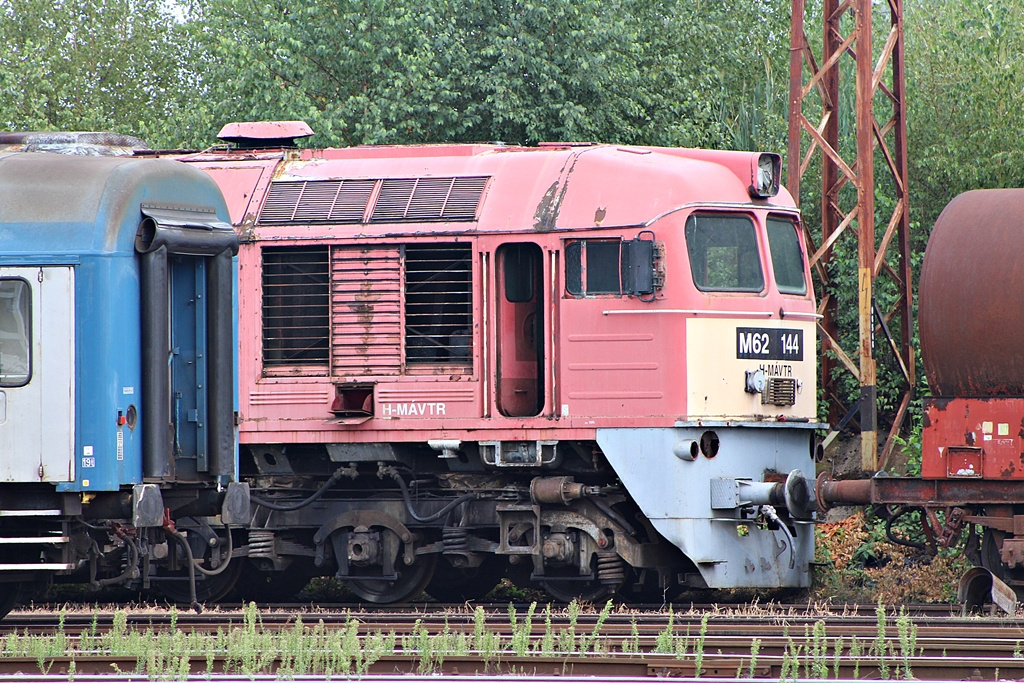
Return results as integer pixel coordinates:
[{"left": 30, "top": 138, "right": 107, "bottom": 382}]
[
  {"left": 0, "top": 267, "right": 74, "bottom": 482},
  {"left": 495, "top": 243, "right": 544, "bottom": 417}
]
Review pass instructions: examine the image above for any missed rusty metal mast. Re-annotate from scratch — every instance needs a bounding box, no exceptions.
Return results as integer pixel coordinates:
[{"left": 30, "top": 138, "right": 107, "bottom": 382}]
[{"left": 787, "top": 0, "right": 914, "bottom": 471}]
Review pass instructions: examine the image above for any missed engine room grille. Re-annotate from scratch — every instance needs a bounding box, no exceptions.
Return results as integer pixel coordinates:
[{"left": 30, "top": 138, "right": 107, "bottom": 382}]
[
  {"left": 259, "top": 179, "right": 375, "bottom": 223},
  {"left": 404, "top": 244, "right": 473, "bottom": 365},
  {"left": 262, "top": 246, "right": 330, "bottom": 365},
  {"left": 371, "top": 177, "right": 488, "bottom": 222},
  {"left": 258, "top": 176, "right": 488, "bottom": 224},
  {"left": 330, "top": 247, "right": 402, "bottom": 375},
  {"left": 762, "top": 377, "right": 797, "bottom": 406}
]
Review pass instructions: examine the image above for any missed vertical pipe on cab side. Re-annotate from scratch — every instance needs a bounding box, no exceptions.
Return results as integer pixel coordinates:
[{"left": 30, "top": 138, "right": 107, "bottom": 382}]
[
  {"left": 206, "top": 249, "right": 234, "bottom": 480},
  {"left": 141, "top": 245, "right": 172, "bottom": 479}
]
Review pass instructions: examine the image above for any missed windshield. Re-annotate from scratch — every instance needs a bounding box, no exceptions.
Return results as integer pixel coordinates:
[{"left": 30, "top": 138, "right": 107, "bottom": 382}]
[
  {"left": 766, "top": 217, "right": 808, "bottom": 295},
  {"left": 684, "top": 214, "right": 764, "bottom": 292}
]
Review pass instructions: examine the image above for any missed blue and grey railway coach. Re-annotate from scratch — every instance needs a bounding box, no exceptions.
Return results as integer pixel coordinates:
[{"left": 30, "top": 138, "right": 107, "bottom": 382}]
[{"left": 0, "top": 150, "right": 246, "bottom": 615}]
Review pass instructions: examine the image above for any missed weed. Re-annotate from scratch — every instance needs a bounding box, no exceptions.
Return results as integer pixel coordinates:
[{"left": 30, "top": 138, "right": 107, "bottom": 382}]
[
  {"left": 654, "top": 604, "right": 675, "bottom": 653},
  {"left": 693, "top": 612, "right": 709, "bottom": 677},
  {"left": 872, "top": 602, "right": 890, "bottom": 680},
  {"left": 579, "top": 600, "right": 612, "bottom": 654},
  {"left": 747, "top": 637, "right": 761, "bottom": 678}
]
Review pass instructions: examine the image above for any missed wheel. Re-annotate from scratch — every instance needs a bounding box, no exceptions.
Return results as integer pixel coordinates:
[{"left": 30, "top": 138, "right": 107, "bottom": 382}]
[
  {"left": 541, "top": 577, "right": 616, "bottom": 603},
  {"left": 156, "top": 529, "right": 243, "bottom": 604},
  {"left": 981, "top": 528, "right": 1024, "bottom": 596},
  {"left": 345, "top": 555, "right": 437, "bottom": 603},
  {"left": 157, "top": 557, "right": 244, "bottom": 604},
  {"left": 0, "top": 582, "right": 22, "bottom": 619},
  {"left": 540, "top": 551, "right": 626, "bottom": 603},
  {"left": 427, "top": 557, "right": 504, "bottom": 602},
  {"left": 231, "top": 559, "right": 315, "bottom": 603}
]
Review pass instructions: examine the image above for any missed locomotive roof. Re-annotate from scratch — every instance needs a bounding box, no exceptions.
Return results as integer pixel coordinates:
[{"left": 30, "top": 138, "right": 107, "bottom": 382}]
[
  {"left": 179, "top": 142, "right": 797, "bottom": 234},
  {"left": 0, "top": 152, "right": 231, "bottom": 256}
]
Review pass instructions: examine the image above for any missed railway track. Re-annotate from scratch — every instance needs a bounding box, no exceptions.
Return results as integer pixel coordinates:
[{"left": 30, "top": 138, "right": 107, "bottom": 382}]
[{"left": 2, "top": 601, "right": 1023, "bottom": 679}]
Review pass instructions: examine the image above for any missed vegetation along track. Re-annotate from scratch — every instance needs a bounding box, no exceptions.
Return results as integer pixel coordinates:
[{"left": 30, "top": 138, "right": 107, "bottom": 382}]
[{"left": 3, "top": 601, "right": 1024, "bottom": 679}]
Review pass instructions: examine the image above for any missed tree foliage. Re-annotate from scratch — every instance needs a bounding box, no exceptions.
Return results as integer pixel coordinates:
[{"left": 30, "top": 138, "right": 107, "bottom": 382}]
[
  {"left": 184, "top": 0, "right": 788, "bottom": 149},
  {"left": 0, "top": 0, "right": 205, "bottom": 145}
]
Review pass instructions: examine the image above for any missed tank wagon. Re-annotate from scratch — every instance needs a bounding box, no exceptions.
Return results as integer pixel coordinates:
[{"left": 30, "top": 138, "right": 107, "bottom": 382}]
[
  {"left": 166, "top": 122, "right": 824, "bottom": 603},
  {"left": 818, "top": 189, "right": 1024, "bottom": 599},
  {"left": 0, "top": 148, "right": 245, "bottom": 615}
]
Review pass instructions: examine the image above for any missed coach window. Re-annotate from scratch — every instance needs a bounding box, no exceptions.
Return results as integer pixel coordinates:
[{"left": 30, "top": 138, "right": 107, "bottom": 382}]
[
  {"left": 684, "top": 214, "right": 764, "bottom": 292},
  {"left": 766, "top": 217, "right": 807, "bottom": 295},
  {"left": 0, "top": 279, "right": 31, "bottom": 386},
  {"left": 565, "top": 239, "right": 622, "bottom": 296}
]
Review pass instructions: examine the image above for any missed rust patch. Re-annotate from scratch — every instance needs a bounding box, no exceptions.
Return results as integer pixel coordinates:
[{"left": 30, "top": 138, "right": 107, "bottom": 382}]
[
  {"left": 533, "top": 180, "right": 560, "bottom": 231},
  {"left": 1002, "top": 460, "right": 1017, "bottom": 478},
  {"left": 594, "top": 207, "right": 607, "bottom": 225},
  {"left": 965, "top": 430, "right": 975, "bottom": 446}
]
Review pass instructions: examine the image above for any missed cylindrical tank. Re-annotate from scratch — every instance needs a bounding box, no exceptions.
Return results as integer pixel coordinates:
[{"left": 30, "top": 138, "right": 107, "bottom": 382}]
[{"left": 920, "top": 188, "right": 1024, "bottom": 396}]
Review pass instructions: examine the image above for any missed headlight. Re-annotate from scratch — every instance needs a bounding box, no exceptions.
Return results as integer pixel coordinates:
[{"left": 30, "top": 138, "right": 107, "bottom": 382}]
[{"left": 749, "top": 153, "right": 781, "bottom": 198}]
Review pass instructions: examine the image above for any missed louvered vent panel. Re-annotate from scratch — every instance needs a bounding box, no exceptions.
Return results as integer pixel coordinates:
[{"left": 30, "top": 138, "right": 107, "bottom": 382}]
[
  {"left": 372, "top": 177, "right": 487, "bottom": 222},
  {"left": 259, "top": 183, "right": 306, "bottom": 223},
  {"left": 330, "top": 180, "right": 375, "bottom": 221},
  {"left": 406, "top": 178, "right": 455, "bottom": 220},
  {"left": 762, "top": 378, "right": 797, "bottom": 406},
  {"left": 404, "top": 244, "right": 473, "bottom": 365},
  {"left": 443, "top": 177, "right": 488, "bottom": 218},
  {"left": 331, "top": 246, "right": 403, "bottom": 376},
  {"left": 293, "top": 181, "right": 341, "bottom": 221},
  {"left": 371, "top": 179, "right": 417, "bottom": 222},
  {"left": 259, "top": 180, "right": 374, "bottom": 224}
]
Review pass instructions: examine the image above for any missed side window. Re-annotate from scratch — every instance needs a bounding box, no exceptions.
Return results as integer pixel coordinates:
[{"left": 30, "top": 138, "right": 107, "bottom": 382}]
[
  {"left": 766, "top": 217, "right": 808, "bottom": 295},
  {"left": 565, "top": 239, "right": 622, "bottom": 296},
  {"left": 684, "top": 214, "right": 764, "bottom": 292},
  {"left": 262, "top": 246, "right": 330, "bottom": 366},
  {"left": 404, "top": 243, "right": 473, "bottom": 364},
  {"left": 0, "top": 279, "right": 31, "bottom": 386}
]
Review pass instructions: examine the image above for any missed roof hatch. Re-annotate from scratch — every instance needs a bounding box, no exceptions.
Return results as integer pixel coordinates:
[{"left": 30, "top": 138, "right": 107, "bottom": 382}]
[{"left": 217, "top": 121, "right": 314, "bottom": 149}]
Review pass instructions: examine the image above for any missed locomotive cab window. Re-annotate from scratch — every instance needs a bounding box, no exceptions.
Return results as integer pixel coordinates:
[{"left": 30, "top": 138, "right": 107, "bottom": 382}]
[
  {"left": 766, "top": 217, "right": 807, "bottom": 295},
  {"left": 566, "top": 239, "right": 622, "bottom": 295},
  {"left": 0, "top": 279, "right": 31, "bottom": 387},
  {"left": 685, "top": 214, "right": 764, "bottom": 292}
]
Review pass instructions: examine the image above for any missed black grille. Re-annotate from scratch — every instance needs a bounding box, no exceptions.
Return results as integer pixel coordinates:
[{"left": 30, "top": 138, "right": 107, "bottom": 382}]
[
  {"left": 404, "top": 244, "right": 473, "bottom": 365},
  {"left": 262, "top": 246, "right": 330, "bottom": 365}
]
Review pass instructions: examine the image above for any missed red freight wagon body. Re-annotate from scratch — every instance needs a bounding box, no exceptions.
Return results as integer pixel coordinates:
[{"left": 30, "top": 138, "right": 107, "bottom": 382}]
[{"left": 173, "top": 123, "right": 824, "bottom": 603}]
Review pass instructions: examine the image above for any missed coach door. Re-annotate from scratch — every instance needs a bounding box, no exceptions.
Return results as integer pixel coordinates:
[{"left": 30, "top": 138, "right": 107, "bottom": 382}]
[
  {"left": 0, "top": 267, "right": 74, "bottom": 482},
  {"left": 495, "top": 243, "right": 545, "bottom": 417}
]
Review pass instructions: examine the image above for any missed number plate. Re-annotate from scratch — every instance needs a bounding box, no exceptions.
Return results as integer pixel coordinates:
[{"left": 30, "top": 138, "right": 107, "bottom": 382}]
[{"left": 736, "top": 327, "right": 803, "bottom": 361}]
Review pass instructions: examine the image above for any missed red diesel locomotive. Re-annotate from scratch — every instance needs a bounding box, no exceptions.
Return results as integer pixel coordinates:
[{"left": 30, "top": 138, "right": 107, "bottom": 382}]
[{"left": 165, "top": 122, "right": 823, "bottom": 603}]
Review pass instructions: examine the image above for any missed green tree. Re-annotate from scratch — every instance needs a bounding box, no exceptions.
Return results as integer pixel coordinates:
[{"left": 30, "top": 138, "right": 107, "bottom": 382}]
[
  {"left": 0, "top": 0, "right": 206, "bottom": 147},
  {"left": 187, "top": 0, "right": 790, "bottom": 150}
]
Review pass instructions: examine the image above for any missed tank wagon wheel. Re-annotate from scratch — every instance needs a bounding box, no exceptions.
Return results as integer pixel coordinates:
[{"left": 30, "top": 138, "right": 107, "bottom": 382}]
[
  {"left": 345, "top": 554, "right": 437, "bottom": 604},
  {"left": 426, "top": 556, "right": 505, "bottom": 602},
  {"left": 981, "top": 528, "right": 1024, "bottom": 597}
]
